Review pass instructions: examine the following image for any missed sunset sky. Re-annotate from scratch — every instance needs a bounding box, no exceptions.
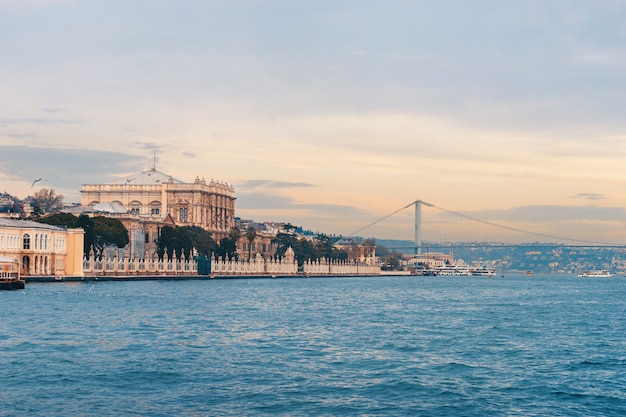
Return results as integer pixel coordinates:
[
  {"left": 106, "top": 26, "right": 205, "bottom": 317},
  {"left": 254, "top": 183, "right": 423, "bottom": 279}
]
[{"left": 2, "top": 0, "right": 626, "bottom": 243}]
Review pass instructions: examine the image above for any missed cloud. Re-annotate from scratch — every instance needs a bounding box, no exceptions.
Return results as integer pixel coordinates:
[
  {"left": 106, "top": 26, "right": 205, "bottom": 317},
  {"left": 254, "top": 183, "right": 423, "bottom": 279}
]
[
  {"left": 237, "top": 179, "right": 315, "bottom": 190},
  {"left": 40, "top": 107, "right": 65, "bottom": 113},
  {"left": 389, "top": 54, "right": 428, "bottom": 62},
  {"left": 0, "top": 0, "right": 74, "bottom": 7},
  {"left": 129, "top": 141, "right": 163, "bottom": 151},
  {"left": 471, "top": 205, "right": 626, "bottom": 223},
  {"left": 0, "top": 145, "right": 140, "bottom": 200},
  {"left": 0, "top": 117, "right": 83, "bottom": 125},
  {"left": 182, "top": 151, "right": 196, "bottom": 159},
  {"left": 236, "top": 190, "right": 368, "bottom": 217},
  {"left": 6, "top": 133, "right": 37, "bottom": 139},
  {"left": 571, "top": 193, "right": 607, "bottom": 201},
  {"left": 236, "top": 192, "right": 297, "bottom": 211}
]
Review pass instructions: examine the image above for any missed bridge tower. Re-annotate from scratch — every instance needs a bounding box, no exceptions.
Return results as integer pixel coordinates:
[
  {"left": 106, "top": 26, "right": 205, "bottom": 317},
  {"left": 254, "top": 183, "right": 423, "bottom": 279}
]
[
  {"left": 414, "top": 200, "right": 433, "bottom": 254},
  {"left": 414, "top": 200, "right": 421, "bottom": 254}
]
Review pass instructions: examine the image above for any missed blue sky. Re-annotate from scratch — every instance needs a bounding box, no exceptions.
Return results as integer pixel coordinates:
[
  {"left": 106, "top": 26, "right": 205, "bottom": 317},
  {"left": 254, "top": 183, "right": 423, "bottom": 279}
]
[{"left": 1, "top": 0, "right": 626, "bottom": 243}]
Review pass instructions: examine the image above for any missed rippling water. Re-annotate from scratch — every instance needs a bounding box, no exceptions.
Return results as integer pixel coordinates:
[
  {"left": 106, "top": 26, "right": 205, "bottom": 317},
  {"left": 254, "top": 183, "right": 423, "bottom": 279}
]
[{"left": 1, "top": 275, "right": 625, "bottom": 416}]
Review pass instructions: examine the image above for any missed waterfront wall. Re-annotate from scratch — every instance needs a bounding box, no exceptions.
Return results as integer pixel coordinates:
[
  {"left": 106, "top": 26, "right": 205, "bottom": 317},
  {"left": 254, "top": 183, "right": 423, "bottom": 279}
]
[
  {"left": 82, "top": 251, "right": 197, "bottom": 276},
  {"left": 81, "top": 248, "right": 381, "bottom": 277},
  {"left": 302, "top": 258, "right": 381, "bottom": 276}
]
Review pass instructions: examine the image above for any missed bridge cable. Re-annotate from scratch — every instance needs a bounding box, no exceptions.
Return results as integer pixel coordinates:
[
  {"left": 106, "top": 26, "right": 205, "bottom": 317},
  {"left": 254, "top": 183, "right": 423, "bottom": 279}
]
[
  {"left": 427, "top": 202, "right": 617, "bottom": 246},
  {"left": 346, "top": 201, "right": 416, "bottom": 237}
]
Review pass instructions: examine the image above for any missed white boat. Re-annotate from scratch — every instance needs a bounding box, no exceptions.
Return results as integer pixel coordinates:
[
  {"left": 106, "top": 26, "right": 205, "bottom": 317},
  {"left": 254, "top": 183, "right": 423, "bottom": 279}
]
[
  {"left": 577, "top": 270, "right": 613, "bottom": 278},
  {"left": 471, "top": 267, "right": 496, "bottom": 277},
  {"left": 434, "top": 265, "right": 472, "bottom": 276}
]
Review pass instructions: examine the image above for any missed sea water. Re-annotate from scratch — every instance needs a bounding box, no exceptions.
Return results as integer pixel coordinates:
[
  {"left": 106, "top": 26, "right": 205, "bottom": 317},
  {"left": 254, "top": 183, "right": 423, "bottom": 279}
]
[{"left": 1, "top": 275, "right": 625, "bottom": 416}]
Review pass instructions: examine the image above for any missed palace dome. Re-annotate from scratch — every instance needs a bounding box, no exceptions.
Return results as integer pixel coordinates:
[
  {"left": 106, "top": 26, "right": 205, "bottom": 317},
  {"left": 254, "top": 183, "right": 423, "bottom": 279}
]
[{"left": 111, "top": 169, "right": 182, "bottom": 185}]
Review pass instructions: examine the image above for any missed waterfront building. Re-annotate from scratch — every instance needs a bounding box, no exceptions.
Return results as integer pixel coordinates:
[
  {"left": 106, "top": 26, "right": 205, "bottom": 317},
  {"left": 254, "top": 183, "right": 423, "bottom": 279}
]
[
  {"left": 235, "top": 219, "right": 279, "bottom": 260},
  {"left": 404, "top": 253, "right": 454, "bottom": 268},
  {"left": 333, "top": 236, "right": 377, "bottom": 264},
  {"left": 80, "top": 168, "right": 236, "bottom": 258},
  {"left": 0, "top": 218, "right": 84, "bottom": 277}
]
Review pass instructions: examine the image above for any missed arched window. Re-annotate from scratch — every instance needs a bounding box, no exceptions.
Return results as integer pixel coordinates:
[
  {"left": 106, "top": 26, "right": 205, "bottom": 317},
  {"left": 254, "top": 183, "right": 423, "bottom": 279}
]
[
  {"left": 23, "top": 234, "right": 31, "bottom": 250},
  {"left": 150, "top": 201, "right": 161, "bottom": 215},
  {"left": 129, "top": 200, "right": 142, "bottom": 215}
]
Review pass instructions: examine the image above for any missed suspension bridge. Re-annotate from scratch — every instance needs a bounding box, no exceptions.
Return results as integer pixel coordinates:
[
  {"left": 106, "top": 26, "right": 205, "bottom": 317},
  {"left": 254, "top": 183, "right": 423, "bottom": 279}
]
[{"left": 349, "top": 200, "right": 626, "bottom": 253}]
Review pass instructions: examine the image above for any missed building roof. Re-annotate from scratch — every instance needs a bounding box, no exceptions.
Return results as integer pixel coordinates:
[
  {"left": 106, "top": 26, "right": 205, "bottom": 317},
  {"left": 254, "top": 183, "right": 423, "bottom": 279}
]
[
  {"left": 91, "top": 202, "right": 128, "bottom": 214},
  {"left": 111, "top": 168, "right": 182, "bottom": 185},
  {"left": 0, "top": 218, "right": 65, "bottom": 231}
]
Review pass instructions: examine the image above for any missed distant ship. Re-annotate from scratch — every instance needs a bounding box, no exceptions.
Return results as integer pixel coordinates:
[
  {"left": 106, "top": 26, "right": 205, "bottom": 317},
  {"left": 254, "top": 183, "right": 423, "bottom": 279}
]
[
  {"left": 471, "top": 267, "right": 496, "bottom": 277},
  {"left": 434, "top": 265, "right": 472, "bottom": 276},
  {"left": 577, "top": 270, "right": 613, "bottom": 278},
  {"left": 427, "top": 265, "right": 495, "bottom": 276},
  {"left": 526, "top": 271, "right": 533, "bottom": 277}
]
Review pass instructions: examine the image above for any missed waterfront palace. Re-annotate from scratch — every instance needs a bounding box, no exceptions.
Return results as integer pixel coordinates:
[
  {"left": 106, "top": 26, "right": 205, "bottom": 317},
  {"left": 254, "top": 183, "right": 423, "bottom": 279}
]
[
  {"left": 0, "top": 218, "right": 84, "bottom": 277},
  {"left": 80, "top": 168, "right": 236, "bottom": 259}
]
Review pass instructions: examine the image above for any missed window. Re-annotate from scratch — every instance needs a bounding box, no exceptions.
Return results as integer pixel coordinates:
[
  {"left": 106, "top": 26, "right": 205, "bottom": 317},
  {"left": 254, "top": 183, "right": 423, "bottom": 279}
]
[
  {"left": 179, "top": 207, "right": 188, "bottom": 223},
  {"left": 151, "top": 208, "right": 160, "bottom": 215},
  {"left": 145, "top": 232, "right": 149, "bottom": 244},
  {"left": 131, "top": 208, "right": 140, "bottom": 214},
  {"left": 23, "top": 234, "right": 30, "bottom": 250}
]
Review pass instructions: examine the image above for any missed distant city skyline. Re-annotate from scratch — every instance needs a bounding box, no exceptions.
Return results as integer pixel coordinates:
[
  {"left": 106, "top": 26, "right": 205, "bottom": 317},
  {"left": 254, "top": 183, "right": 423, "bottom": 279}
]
[{"left": 1, "top": 0, "right": 626, "bottom": 242}]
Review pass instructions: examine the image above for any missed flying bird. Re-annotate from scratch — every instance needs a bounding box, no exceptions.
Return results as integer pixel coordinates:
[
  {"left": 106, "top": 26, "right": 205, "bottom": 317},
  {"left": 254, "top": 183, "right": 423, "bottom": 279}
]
[{"left": 31, "top": 178, "right": 47, "bottom": 187}]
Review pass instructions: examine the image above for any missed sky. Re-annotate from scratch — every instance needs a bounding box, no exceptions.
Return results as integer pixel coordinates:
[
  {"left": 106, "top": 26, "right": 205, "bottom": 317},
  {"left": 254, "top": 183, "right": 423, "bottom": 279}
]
[{"left": 1, "top": 0, "right": 626, "bottom": 243}]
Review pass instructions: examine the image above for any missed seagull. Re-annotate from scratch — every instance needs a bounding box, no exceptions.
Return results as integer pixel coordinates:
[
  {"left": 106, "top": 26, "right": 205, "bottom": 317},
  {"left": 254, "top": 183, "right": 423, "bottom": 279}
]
[{"left": 31, "top": 178, "right": 47, "bottom": 187}]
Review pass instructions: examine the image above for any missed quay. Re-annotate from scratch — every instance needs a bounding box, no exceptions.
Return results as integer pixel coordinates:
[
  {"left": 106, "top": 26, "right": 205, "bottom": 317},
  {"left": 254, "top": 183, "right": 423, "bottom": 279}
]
[{"left": 25, "top": 271, "right": 383, "bottom": 283}]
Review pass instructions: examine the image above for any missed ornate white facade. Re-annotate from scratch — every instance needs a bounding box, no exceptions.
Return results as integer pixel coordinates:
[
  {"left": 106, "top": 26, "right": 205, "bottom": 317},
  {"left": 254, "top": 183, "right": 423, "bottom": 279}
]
[{"left": 80, "top": 168, "right": 236, "bottom": 258}]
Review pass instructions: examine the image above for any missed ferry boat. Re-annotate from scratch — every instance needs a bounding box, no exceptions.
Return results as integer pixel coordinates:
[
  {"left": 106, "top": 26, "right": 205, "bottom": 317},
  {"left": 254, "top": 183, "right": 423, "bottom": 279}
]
[
  {"left": 434, "top": 265, "right": 472, "bottom": 276},
  {"left": 471, "top": 267, "right": 496, "bottom": 277},
  {"left": 577, "top": 270, "right": 613, "bottom": 278}
]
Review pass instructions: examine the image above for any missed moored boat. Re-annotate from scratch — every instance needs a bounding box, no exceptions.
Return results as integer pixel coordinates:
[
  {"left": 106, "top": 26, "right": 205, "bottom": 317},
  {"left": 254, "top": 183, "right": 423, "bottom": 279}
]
[
  {"left": 577, "top": 270, "right": 613, "bottom": 278},
  {"left": 0, "top": 256, "right": 24, "bottom": 290},
  {"left": 435, "top": 265, "right": 472, "bottom": 276},
  {"left": 0, "top": 277, "right": 25, "bottom": 290}
]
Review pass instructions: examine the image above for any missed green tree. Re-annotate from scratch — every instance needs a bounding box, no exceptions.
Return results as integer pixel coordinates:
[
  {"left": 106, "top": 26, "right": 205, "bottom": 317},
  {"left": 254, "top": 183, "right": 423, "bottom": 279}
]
[
  {"left": 245, "top": 225, "right": 257, "bottom": 260},
  {"left": 228, "top": 226, "right": 241, "bottom": 241},
  {"left": 271, "top": 232, "right": 348, "bottom": 267},
  {"left": 216, "top": 236, "right": 238, "bottom": 260},
  {"left": 37, "top": 212, "right": 80, "bottom": 228},
  {"left": 210, "top": 226, "right": 240, "bottom": 260},
  {"left": 78, "top": 215, "right": 95, "bottom": 256},
  {"left": 184, "top": 226, "right": 217, "bottom": 257},
  {"left": 36, "top": 213, "right": 95, "bottom": 257},
  {"left": 271, "top": 232, "right": 298, "bottom": 258},
  {"left": 92, "top": 216, "right": 129, "bottom": 255},
  {"left": 157, "top": 226, "right": 193, "bottom": 260},
  {"left": 157, "top": 226, "right": 216, "bottom": 259}
]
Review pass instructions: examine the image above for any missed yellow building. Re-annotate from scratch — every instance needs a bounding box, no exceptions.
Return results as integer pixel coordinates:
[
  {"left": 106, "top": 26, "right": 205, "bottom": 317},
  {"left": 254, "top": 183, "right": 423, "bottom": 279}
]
[
  {"left": 0, "top": 218, "right": 84, "bottom": 277},
  {"left": 80, "top": 168, "right": 236, "bottom": 258}
]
